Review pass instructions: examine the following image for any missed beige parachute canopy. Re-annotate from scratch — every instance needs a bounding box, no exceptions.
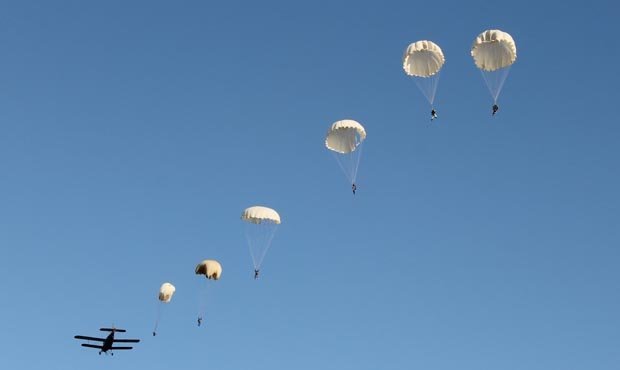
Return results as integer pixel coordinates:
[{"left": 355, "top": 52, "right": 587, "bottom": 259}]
[
  {"left": 325, "top": 119, "right": 366, "bottom": 154},
  {"left": 158, "top": 282, "right": 176, "bottom": 303},
  {"left": 195, "top": 260, "right": 222, "bottom": 280},
  {"left": 241, "top": 206, "right": 281, "bottom": 225},
  {"left": 471, "top": 29, "right": 517, "bottom": 71},
  {"left": 403, "top": 40, "right": 445, "bottom": 77}
]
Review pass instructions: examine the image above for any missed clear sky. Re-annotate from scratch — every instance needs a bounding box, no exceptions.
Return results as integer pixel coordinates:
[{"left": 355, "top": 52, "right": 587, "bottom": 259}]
[{"left": 0, "top": 1, "right": 618, "bottom": 369}]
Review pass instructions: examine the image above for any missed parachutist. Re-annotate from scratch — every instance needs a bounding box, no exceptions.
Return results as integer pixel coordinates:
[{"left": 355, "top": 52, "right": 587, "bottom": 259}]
[
  {"left": 431, "top": 109, "right": 438, "bottom": 121},
  {"left": 197, "top": 317, "right": 202, "bottom": 327},
  {"left": 152, "top": 332, "right": 156, "bottom": 337},
  {"left": 352, "top": 183, "right": 356, "bottom": 195},
  {"left": 254, "top": 269, "right": 259, "bottom": 279},
  {"left": 492, "top": 104, "right": 499, "bottom": 116}
]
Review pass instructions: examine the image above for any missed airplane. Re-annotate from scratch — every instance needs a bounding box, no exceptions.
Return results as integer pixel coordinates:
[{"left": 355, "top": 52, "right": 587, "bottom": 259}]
[{"left": 74, "top": 327, "right": 140, "bottom": 355}]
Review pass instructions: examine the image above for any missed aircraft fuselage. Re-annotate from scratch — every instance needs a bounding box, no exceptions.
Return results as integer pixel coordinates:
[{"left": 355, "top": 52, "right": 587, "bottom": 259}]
[{"left": 100, "top": 331, "right": 114, "bottom": 354}]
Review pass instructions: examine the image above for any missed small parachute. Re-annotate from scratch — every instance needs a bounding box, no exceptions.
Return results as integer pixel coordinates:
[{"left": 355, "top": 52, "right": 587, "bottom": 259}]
[
  {"left": 325, "top": 119, "right": 366, "bottom": 191},
  {"left": 471, "top": 29, "right": 517, "bottom": 104},
  {"left": 195, "top": 260, "right": 221, "bottom": 326},
  {"left": 195, "top": 260, "right": 222, "bottom": 280},
  {"left": 403, "top": 40, "right": 445, "bottom": 107},
  {"left": 159, "top": 282, "right": 176, "bottom": 302},
  {"left": 242, "top": 206, "right": 280, "bottom": 277},
  {"left": 152, "top": 282, "right": 176, "bottom": 336}
]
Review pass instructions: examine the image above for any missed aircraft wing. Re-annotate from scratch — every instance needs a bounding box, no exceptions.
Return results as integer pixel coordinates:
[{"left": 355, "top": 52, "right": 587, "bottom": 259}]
[
  {"left": 81, "top": 344, "right": 104, "bottom": 349},
  {"left": 74, "top": 335, "right": 105, "bottom": 342},
  {"left": 113, "top": 339, "right": 140, "bottom": 343},
  {"left": 110, "top": 346, "right": 133, "bottom": 350}
]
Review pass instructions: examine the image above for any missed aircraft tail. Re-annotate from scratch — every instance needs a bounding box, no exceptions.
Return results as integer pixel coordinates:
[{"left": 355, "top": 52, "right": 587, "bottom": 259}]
[{"left": 100, "top": 328, "right": 126, "bottom": 332}]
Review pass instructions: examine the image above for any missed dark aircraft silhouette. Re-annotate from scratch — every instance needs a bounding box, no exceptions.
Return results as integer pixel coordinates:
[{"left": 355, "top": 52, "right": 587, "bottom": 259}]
[{"left": 74, "top": 327, "right": 140, "bottom": 355}]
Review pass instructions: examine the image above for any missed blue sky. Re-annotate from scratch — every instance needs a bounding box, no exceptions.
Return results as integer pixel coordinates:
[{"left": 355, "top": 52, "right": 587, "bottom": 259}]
[{"left": 0, "top": 1, "right": 619, "bottom": 369}]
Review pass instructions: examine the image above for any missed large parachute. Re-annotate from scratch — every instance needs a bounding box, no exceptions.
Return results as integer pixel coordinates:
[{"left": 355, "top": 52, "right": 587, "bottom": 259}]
[
  {"left": 153, "top": 282, "right": 176, "bottom": 336},
  {"left": 242, "top": 206, "right": 280, "bottom": 277},
  {"left": 325, "top": 119, "right": 366, "bottom": 191},
  {"left": 471, "top": 29, "right": 517, "bottom": 103},
  {"left": 403, "top": 40, "right": 445, "bottom": 107}
]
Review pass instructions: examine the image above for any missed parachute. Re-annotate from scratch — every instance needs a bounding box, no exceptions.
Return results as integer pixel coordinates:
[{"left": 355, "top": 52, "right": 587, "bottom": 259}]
[
  {"left": 325, "top": 119, "right": 366, "bottom": 190},
  {"left": 153, "top": 282, "right": 176, "bottom": 336},
  {"left": 195, "top": 260, "right": 222, "bottom": 280},
  {"left": 403, "top": 40, "right": 445, "bottom": 107},
  {"left": 241, "top": 206, "right": 280, "bottom": 276},
  {"left": 471, "top": 29, "right": 517, "bottom": 103},
  {"left": 158, "top": 282, "right": 176, "bottom": 302},
  {"left": 195, "top": 260, "right": 221, "bottom": 326}
]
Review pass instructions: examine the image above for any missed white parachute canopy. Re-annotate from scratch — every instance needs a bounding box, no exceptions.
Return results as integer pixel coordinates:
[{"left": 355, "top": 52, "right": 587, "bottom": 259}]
[
  {"left": 153, "top": 282, "right": 176, "bottom": 336},
  {"left": 242, "top": 206, "right": 280, "bottom": 271},
  {"left": 325, "top": 119, "right": 366, "bottom": 186},
  {"left": 195, "top": 259, "right": 222, "bottom": 280},
  {"left": 471, "top": 29, "right": 517, "bottom": 103},
  {"left": 194, "top": 260, "right": 221, "bottom": 324},
  {"left": 158, "top": 282, "right": 176, "bottom": 303},
  {"left": 403, "top": 40, "right": 445, "bottom": 106}
]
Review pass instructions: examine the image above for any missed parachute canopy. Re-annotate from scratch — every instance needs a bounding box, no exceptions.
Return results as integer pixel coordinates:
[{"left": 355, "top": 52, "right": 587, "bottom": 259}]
[
  {"left": 195, "top": 260, "right": 222, "bottom": 280},
  {"left": 242, "top": 206, "right": 281, "bottom": 225},
  {"left": 242, "top": 206, "right": 280, "bottom": 270},
  {"left": 471, "top": 29, "right": 517, "bottom": 72},
  {"left": 158, "top": 282, "right": 176, "bottom": 303},
  {"left": 325, "top": 120, "right": 366, "bottom": 154},
  {"left": 403, "top": 40, "right": 445, "bottom": 77}
]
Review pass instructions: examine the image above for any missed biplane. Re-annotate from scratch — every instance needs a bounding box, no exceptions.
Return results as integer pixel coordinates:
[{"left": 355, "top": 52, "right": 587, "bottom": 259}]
[{"left": 74, "top": 327, "right": 140, "bottom": 355}]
